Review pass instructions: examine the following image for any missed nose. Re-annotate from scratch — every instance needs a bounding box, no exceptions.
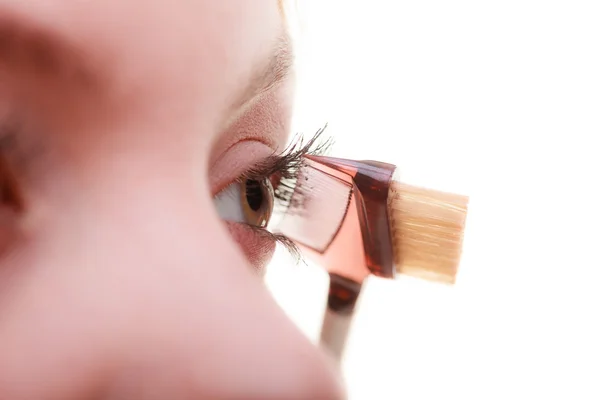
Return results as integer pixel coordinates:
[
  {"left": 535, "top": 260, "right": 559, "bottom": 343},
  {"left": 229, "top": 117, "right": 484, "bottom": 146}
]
[
  {"left": 107, "top": 283, "right": 345, "bottom": 399},
  {"left": 177, "top": 288, "right": 345, "bottom": 400},
  {"left": 120, "top": 233, "right": 345, "bottom": 399},
  {"left": 0, "top": 190, "right": 345, "bottom": 399},
  {"left": 103, "top": 252, "right": 345, "bottom": 399}
]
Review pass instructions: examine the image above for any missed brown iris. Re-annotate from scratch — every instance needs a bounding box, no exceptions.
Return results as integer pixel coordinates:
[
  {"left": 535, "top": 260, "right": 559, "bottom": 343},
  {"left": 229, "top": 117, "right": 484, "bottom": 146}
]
[{"left": 241, "top": 178, "right": 274, "bottom": 228}]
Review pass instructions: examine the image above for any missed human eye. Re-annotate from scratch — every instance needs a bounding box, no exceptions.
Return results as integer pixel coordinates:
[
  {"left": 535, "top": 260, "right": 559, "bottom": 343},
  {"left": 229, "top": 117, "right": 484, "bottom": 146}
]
[
  {"left": 213, "top": 177, "right": 274, "bottom": 229},
  {"left": 213, "top": 126, "right": 333, "bottom": 256}
]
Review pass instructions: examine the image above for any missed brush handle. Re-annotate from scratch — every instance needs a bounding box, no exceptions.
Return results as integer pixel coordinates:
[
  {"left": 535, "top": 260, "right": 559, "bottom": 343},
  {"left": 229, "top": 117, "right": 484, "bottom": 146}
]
[
  {"left": 319, "top": 273, "right": 362, "bottom": 362},
  {"left": 320, "top": 308, "right": 353, "bottom": 363}
]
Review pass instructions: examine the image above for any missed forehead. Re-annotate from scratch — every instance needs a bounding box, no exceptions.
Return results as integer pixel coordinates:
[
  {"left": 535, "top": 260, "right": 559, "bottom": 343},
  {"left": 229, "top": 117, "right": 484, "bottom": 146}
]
[{"left": 0, "top": 1, "right": 284, "bottom": 111}]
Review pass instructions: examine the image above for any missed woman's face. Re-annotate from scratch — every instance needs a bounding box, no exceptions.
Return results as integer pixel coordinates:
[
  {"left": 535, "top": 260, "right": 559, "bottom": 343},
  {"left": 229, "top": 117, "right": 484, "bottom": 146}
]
[{"left": 0, "top": 1, "right": 343, "bottom": 398}]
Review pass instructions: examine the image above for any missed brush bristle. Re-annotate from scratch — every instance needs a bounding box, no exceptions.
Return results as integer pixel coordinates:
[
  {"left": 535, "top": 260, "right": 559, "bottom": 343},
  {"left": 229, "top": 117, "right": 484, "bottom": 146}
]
[{"left": 388, "top": 181, "right": 469, "bottom": 284}]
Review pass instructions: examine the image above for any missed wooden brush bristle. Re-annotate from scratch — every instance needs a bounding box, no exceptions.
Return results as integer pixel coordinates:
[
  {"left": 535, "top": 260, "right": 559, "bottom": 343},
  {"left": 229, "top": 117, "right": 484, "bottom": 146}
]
[{"left": 388, "top": 181, "right": 469, "bottom": 284}]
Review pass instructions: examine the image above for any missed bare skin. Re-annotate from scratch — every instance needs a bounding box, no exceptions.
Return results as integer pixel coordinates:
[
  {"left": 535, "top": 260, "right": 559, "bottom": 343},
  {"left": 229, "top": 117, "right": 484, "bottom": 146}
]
[{"left": 0, "top": 1, "right": 343, "bottom": 398}]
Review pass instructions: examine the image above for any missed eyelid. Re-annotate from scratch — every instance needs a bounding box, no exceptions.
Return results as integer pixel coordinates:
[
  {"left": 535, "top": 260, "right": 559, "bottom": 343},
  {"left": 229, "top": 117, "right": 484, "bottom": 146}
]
[
  {"left": 211, "top": 125, "right": 331, "bottom": 198},
  {"left": 210, "top": 140, "right": 275, "bottom": 197}
]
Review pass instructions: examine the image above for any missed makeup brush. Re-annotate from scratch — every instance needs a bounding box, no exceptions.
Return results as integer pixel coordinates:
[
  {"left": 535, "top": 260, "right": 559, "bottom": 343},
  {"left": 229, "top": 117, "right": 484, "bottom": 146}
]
[
  {"left": 272, "top": 155, "right": 469, "bottom": 359},
  {"left": 273, "top": 155, "right": 469, "bottom": 285}
]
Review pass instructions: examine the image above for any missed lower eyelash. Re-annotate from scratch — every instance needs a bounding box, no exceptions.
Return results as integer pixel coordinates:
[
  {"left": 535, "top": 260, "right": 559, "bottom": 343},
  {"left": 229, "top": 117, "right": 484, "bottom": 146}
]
[{"left": 243, "top": 223, "right": 304, "bottom": 264}]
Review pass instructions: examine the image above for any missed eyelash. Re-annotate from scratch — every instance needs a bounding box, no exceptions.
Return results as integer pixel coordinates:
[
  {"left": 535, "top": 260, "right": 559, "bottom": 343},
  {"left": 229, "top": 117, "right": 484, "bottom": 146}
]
[{"left": 237, "top": 124, "right": 334, "bottom": 258}]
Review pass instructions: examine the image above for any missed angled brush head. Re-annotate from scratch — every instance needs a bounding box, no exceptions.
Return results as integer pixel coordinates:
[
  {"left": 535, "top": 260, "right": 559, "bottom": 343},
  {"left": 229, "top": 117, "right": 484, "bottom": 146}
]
[{"left": 271, "top": 161, "right": 353, "bottom": 253}]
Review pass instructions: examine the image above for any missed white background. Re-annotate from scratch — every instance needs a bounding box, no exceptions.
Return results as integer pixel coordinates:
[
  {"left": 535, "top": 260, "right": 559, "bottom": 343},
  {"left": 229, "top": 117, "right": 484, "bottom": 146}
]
[{"left": 265, "top": 1, "right": 600, "bottom": 398}]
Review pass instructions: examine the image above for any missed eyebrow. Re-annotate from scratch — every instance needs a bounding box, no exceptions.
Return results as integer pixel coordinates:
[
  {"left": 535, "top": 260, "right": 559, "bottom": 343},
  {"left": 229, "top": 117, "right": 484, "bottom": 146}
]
[
  {"left": 0, "top": 15, "right": 99, "bottom": 88},
  {"left": 230, "top": 32, "right": 294, "bottom": 114}
]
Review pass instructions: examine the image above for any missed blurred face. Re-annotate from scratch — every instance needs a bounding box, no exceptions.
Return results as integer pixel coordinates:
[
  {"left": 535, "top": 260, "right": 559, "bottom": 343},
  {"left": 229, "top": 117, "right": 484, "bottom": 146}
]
[{"left": 0, "top": 1, "right": 343, "bottom": 399}]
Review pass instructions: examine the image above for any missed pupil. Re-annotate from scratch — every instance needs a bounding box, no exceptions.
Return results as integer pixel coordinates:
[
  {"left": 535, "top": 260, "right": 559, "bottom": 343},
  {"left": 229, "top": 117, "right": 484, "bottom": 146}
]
[{"left": 245, "top": 179, "right": 263, "bottom": 212}]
